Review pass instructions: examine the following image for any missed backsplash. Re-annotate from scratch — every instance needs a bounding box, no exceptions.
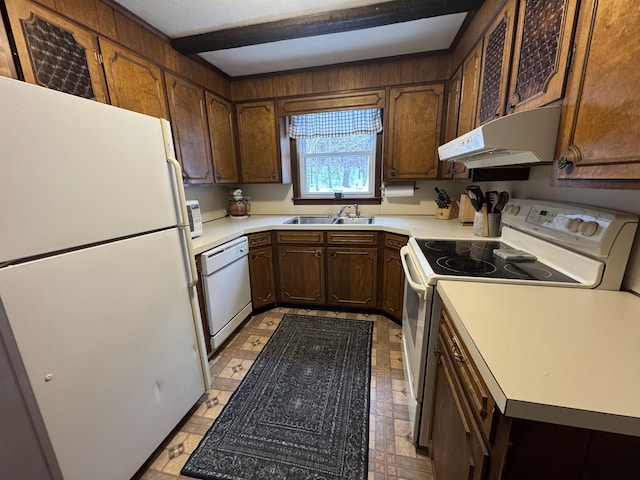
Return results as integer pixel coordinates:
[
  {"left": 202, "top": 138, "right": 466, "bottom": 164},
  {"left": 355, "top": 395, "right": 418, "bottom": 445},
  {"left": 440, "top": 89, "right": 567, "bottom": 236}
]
[{"left": 186, "top": 166, "right": 640, "bottom": 293}]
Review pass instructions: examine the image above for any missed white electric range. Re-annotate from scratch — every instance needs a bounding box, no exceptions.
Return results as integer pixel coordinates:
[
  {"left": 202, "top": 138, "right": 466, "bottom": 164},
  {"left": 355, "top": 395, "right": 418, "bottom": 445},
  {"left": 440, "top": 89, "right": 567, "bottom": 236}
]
[{"left": 399, "top": 198, "right": 639, "bottom": 447}]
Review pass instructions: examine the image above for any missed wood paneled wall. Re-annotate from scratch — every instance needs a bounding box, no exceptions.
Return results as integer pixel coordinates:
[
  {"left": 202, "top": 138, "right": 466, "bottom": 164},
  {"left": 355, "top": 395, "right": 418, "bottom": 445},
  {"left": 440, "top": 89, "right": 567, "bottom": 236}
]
[{"left": 231, "top": 53, "right": 450, "bottom": 101}]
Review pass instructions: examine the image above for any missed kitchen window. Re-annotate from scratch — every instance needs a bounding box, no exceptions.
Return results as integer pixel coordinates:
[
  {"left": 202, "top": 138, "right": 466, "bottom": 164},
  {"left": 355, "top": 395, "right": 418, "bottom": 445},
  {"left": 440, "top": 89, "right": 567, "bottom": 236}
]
[{"left": 289, "top": 109, "right": 383, "bottom": 204}]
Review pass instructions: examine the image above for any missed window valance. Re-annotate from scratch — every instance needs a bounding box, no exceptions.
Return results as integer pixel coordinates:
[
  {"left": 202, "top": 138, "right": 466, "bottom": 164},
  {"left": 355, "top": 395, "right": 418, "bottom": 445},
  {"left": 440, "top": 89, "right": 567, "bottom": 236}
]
[{"left": 289, "top": 108, "right": 383, "bottom": 139}]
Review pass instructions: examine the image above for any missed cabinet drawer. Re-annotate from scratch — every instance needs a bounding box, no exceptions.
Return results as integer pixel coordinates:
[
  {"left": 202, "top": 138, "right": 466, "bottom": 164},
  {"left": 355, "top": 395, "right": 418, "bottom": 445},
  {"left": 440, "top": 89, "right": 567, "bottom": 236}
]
[
  {"left": 327, "top": 231, "right": 378, "bottom": 245},
  {"left": 440, "top": 307, "right": 497, "bottom": 443},
  {"left": 384, "top": 233, "right": 407, "bottom": 250},
  {"left": 276, "top": 230, "right": 324, "bottom": 244},
  {"left": 248, "top": 232, "right": 271, "bottom": 248}
]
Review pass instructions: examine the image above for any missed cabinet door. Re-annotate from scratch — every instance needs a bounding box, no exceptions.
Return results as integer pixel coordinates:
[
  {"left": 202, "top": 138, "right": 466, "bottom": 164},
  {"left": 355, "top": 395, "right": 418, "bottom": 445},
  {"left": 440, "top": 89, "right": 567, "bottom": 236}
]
[
  {"left": 236, "top": 100, "right": 281, "bottom": 183},
  {"left": 507, "top": 0, "right": 578, "bottom": 113},
  {"left": 99, "top": 38, "right": 168, "bottom": 119},
  {"left": 381, "top": 240, "right": 405, "bottom": 322},
  {"left": 431, "top": 335, "right": 489, "bottom": 480},
  {"left": 248, "top": 246, "right": 276, "bottom": 309},
  {"left": 327, "top": 247, "right": 377, "bottom": 308},
  {"left": 440, "top": 67, "right": 462, "bottom": 179},
  {"left": 453, "top": 42, "right": 483, "bottom": 180},
  {"left": 0, "top": 13, "right": 17, "bottom": 78},
  {"left": 205, "top": 91, "right": 239, "bottom": 184},
  {"left": 458, "top": 41, "right": 483, "bottom": 136},
  {"left": 277, "top": 245, "right": 325, "bottom": 305},
  {"left": 553, "top": 0, "right": 640, "bottom": 186},
  {"left": 164, "top": 72, "right": 214, "bottom": 184},
  {"left": 477, "top": 0, "right": 517, "bottom": 125},
  {"left": 384, "top": 84, "right": 444, "bottom": 180},
  {"left": 5, "top": 0, "right": 108, "bottom": 103}
]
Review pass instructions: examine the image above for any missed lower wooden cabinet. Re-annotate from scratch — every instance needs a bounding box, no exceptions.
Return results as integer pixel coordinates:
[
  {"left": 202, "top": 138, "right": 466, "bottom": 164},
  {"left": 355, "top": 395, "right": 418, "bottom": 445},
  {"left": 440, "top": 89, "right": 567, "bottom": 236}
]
[
  {"left": 247, "top": 233, "right": 276, "bottom": 310},
  {"left": 246, "top": 229, "right": 405, "bottom": 319},
  {"left": 327, "top": 247, "right": 377, "bottom": 308},
  {"left": 431, "top": 333, "right": 489, "bottom": 480},
  {"left": 276, "top": 231, "right": 325, "bottom": 305},
  {"left": 432, "top": 304, "right": 640, "bottom": 480},
  {"left": 381, "top": 233, "right": 407, "bottom": 321},
  {"left": 326, "top": 231, "right": 378, "bottom": 308}
]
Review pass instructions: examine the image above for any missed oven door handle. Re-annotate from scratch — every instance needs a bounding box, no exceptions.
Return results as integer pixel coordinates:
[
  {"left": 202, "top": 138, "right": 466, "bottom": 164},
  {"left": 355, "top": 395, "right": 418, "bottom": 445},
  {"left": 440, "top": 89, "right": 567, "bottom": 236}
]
[{"left": 400, "top": 246, "right": 428, "bottom": 299}]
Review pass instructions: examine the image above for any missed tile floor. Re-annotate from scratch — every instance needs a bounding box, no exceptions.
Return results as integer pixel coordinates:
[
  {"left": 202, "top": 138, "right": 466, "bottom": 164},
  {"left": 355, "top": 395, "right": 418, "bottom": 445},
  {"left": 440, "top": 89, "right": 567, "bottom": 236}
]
[{"left": 134, "top": 307, "right": 433, "bottom": 480}]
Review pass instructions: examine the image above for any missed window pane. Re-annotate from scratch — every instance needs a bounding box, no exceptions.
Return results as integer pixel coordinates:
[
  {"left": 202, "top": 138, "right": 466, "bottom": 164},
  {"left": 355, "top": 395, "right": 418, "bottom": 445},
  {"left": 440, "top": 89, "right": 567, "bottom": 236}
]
[{"left": 299, "top": 134, "right": 376, "bottom": 198}]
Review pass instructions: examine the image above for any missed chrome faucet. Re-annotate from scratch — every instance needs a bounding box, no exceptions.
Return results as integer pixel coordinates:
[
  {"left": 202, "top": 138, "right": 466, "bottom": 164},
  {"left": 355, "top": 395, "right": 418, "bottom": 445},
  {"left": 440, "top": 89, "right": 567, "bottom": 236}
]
[{"left": 337, "top": 204, "right": 360, "bottom": 218}]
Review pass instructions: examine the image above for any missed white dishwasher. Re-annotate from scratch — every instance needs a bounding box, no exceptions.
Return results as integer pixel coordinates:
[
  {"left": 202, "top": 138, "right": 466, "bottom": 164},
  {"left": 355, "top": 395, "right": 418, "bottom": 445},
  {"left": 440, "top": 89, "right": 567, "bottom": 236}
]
[{"left": 201, "top": 236, "right": 253, "bottom": 352}]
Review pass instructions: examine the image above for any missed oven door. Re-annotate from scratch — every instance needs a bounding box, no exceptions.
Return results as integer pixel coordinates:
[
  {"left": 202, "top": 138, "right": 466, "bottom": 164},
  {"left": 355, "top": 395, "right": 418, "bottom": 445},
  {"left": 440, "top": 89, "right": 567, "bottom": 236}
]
[{"left": 400, "top": 245, "right": 434, "bottom": 442}]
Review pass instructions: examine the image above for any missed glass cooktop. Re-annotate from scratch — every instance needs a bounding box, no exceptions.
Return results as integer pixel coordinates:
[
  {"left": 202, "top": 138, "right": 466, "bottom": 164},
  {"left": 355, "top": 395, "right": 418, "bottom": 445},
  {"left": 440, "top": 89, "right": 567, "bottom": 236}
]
[{"left": 415, "top": 239, "right": 578, "bottom": 283}]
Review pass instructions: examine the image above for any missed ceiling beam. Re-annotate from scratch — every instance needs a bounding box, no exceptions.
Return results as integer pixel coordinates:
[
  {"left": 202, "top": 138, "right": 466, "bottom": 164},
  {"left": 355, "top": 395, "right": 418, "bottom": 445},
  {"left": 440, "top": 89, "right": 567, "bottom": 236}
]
[{"left": 171, "top": 0, "right": 484, "bottom": 54}]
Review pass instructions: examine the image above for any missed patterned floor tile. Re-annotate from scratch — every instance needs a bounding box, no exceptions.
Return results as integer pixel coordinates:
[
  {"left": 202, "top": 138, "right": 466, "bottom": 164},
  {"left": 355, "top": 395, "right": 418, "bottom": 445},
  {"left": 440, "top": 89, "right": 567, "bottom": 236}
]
[{"left": 133, "top": 308, "right": 432, "bottom": 479}]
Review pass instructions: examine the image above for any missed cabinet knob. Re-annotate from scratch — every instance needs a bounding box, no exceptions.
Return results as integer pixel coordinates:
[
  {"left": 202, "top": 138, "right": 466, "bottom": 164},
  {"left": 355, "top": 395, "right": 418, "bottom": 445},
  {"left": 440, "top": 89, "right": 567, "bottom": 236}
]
[
  {"left": 558, "top": 157, "right": 574, "bottom": 173},
  {"left": 314, "top": 249, "right": 322, "bottom": 258},
  {"left": 389, "top": 169, "right": 397, "bottom": 177},
  {"left": 215, "top": 172, "right": 222, "bottom": 180},
  {"left": 270, "top": 173, "right": 277, "bottom": 180}
]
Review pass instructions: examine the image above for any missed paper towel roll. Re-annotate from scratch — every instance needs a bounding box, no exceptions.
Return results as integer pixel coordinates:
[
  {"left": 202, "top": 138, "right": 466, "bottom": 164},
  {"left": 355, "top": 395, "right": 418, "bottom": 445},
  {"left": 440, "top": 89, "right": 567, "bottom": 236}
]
[{"left": 384, "top": 184, "right": 415, "bottom": 198}]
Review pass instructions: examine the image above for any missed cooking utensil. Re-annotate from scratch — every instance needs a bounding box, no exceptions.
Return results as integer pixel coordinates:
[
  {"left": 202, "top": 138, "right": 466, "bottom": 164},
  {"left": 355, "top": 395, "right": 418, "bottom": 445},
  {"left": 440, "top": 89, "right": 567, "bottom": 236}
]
[
  {"left": 466, "top": 185, "right": 484, "bottom": 211},
  {"left": 494, "top": 191, "right": 509, "bottom": 213},
  {"left": 485, "top": 190, "right": 499, "bottom": 213}
]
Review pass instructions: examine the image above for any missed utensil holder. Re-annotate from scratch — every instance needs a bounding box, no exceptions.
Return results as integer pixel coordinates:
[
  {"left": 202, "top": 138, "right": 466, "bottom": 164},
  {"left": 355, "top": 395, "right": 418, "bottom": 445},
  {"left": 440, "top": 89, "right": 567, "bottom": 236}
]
[
  {"left": 473, "top": 212, "right": 501, "bottom": 237},
  {"left": 435, "top": 200, "right": 459, "bottom": 220}
]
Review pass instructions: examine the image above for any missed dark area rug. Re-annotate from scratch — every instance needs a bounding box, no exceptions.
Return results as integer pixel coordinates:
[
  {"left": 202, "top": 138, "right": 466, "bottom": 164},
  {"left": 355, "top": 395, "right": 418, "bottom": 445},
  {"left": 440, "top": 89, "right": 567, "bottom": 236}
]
[{"left": 181, "top": 313, "right": 373, "bottom": 480}]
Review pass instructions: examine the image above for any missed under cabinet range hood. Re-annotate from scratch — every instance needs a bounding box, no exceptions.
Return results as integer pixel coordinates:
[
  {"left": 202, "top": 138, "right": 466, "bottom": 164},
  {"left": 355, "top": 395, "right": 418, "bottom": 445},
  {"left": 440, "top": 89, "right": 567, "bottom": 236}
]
[{"left": 438, "top": 106, "right": 561, "bottom": 169}]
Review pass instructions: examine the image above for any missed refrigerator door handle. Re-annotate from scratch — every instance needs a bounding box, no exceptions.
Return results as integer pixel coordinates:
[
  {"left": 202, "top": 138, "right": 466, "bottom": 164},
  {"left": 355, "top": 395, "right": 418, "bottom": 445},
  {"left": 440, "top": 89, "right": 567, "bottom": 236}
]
[{"left": 165, "top": 154, "right": 198, "bottom": 287}]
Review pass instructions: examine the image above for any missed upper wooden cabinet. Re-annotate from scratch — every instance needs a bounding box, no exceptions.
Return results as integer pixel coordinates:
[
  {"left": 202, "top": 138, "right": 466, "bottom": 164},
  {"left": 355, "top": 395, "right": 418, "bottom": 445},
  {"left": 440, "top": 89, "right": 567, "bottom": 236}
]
[
  {"left": 507, "top": 0, "right": 578, "bottom": 113},
  {"left": 164, "top": 72, "right": 213, "bottom": 184},
  {"left": 205, "top": 91, "right": 239, "bottom": 184},
  {"left": 5, "top": 0, "right": 108, "bottom": 103},
  {"left": 440, "top": 67, "right": 462, "bottom": 179},
  {"left": 553, "top": 0, "right": 640, "bottom": 187},
  {"left": 384, "top": 83, "right": 444, "bottom": 180},
  {"left": 477, "top": 0, "right": 517, "bottom": 125},
  {"left": 236, "top": 100, "right": 289, "bottom": 183},
  {"left": 457, "top": 42, "right": 483, "bottom": 136},
  {"left": 99, "top": 38, "right": 167, "bottom": 119},
  {"left": 0, "top": 13, "right": 17, "bottom": 79}
]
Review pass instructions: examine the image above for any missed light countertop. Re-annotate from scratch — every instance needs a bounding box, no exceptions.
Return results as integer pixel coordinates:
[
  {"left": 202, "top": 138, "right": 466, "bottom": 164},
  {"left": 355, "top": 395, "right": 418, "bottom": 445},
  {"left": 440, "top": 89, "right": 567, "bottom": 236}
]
[
  {"left": 191, "top": 214, "right": 477, "bottom": 255},
  {"left": 436, "top": 280, "right": 640, "bottom": 437}
]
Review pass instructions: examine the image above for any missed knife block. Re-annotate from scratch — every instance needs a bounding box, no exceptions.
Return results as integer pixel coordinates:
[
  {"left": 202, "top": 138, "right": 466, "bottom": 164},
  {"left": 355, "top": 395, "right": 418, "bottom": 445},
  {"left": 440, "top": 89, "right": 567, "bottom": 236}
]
[
  {"left": 435, "top": 200, "right": 459, "bottom": 220},
  {"left": 458, "top": 193, "right": 476, "bottom": 225}
]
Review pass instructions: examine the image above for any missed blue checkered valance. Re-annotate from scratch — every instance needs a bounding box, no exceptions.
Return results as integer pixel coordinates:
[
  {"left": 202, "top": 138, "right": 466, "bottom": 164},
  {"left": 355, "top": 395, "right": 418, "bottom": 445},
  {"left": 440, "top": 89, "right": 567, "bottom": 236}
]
[{"left": 289, "top": 109, "right": 383, "bottom": 139}]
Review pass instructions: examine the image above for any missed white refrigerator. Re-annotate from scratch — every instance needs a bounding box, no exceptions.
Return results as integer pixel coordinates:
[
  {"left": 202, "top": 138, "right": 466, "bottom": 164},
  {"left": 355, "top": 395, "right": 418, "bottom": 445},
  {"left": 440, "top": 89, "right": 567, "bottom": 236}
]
[{"left": 0, "top": 77, "right": 210, "bottom": 480}]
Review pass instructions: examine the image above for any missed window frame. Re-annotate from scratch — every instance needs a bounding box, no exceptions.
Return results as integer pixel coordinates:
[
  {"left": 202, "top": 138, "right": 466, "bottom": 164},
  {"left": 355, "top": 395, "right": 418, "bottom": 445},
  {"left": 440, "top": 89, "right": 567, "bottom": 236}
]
[{"left": 290, "top": 131, "right": 383, "bottom": 205}]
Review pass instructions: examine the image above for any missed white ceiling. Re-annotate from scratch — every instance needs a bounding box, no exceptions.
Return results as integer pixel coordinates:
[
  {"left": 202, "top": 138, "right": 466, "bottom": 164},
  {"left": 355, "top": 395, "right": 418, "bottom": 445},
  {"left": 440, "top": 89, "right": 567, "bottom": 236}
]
[{"left": 112, "top": 0, "right": 469, "bottom": 77}]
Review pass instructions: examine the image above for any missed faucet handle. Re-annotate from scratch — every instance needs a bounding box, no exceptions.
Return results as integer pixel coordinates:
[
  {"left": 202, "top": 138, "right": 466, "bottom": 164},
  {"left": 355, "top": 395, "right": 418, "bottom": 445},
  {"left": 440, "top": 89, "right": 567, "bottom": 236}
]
[{"left": 354, "top": 203, "right": 360, "bottom": 217}]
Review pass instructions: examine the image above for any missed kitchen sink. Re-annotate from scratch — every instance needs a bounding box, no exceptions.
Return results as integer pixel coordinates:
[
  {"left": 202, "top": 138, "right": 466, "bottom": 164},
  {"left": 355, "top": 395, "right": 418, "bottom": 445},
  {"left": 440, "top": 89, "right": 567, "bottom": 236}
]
[
  {"left": 283, "top": 216, "right": 336, "bottom": 224},
  {"left": 333, "top": 216, "right": 375, "bottom": 224},
  {"left": 283, "top": 216, "right": 375, "bottom": 225}
]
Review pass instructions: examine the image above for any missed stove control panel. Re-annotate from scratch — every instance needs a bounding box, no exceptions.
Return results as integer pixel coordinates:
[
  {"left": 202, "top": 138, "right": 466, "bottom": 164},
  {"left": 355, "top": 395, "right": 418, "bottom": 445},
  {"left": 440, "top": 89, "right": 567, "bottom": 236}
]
[{"left": 501, "top": 198, "right": 638, "bottom": 258}]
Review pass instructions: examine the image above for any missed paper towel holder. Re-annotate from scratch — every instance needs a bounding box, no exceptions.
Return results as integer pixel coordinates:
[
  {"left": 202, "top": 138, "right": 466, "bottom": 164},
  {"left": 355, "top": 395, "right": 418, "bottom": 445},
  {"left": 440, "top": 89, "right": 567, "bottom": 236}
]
[{"left": 381, "top": 182, "right": 418, "bottom": 198}]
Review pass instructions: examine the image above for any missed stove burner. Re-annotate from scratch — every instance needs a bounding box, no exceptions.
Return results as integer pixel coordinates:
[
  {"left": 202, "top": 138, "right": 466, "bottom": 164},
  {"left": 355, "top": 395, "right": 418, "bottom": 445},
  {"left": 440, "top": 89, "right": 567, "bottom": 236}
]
[
  {"left": 436, "top": 256, "right": 497, "bottom": 275},
  {"left": 422, "top": 240, "right": 468, "bottom": 252},
  {"left": 415, "top": 238, "right": 578, "bottom": 283},
  {"left": 504, "top": 263, "right": 554, "bottom": 279}
]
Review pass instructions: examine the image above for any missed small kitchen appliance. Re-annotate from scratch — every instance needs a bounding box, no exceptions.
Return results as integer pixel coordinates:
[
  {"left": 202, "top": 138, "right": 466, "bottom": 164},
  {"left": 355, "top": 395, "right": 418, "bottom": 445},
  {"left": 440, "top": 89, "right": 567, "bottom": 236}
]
[
  {"left": 400, "top": 198, "right": 638, "bottom": 448},
  {"left": 227, "top": 188, "right": 251, "bottom": 218},
  {"left": 185, "top": 199, "right": 203, "bottom": 238}
]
